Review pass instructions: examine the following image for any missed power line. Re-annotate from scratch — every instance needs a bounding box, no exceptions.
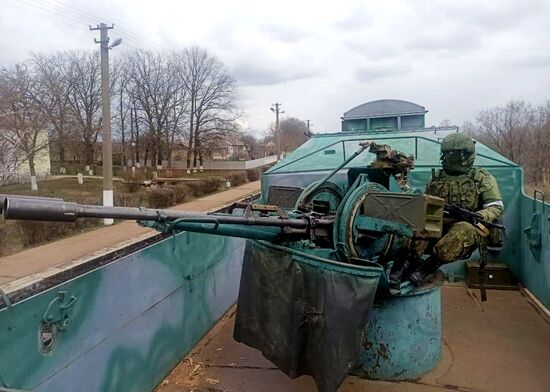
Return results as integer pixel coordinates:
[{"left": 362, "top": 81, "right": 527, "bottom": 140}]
[
  {"left": 30, "top": 0, "right": 99, "bottom": 23},
  {"left": 58, "top": 0, "right": 166, "bottom": 51},
  {"left": 1, "top": 0, "right": 165, "bottom": 52},
  {"left": 25, "top": 0, "right": 159, "bottom": 51},
  {"left": 1, "top": 0, "right": 90, "bottom": 32},
  {"left": 28, "top": 0, "right": 167, "bottom": 52}
]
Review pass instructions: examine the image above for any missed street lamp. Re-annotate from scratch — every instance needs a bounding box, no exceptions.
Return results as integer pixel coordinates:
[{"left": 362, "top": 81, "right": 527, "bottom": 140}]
[{"left": 109, "top": 38, "right": 122, "bottom": 49}]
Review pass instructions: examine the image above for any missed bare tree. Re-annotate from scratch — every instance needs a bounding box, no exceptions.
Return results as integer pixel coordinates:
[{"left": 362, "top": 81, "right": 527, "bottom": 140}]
[
  {"left": 112, "top": 56, "right": 131, "bottom": 167},
  {"left": 63, "top": 51, "right": 102, "bottom": 165},
  {"left": 176, "top": 47, "right": 239, "bottom": 170},
  {"left": 469, "top": 99, "right": 550, "bottom": 184},
  {"left": 0, "top": 63, "right": 49, "bottom": 190},
  {"left": 0, "top": 46, "right": 240, "bottom": 179},
  {"left": 165, "top": 90, "right": 190, "bottom": 168},
  {"left": 526, "top": 102, "right": 550, "bottom": 184},
  {"left": 474, "top": 100, "right": 533, "bottom": 165},
  {"left": 0, "top": 137, "right": 26, "bottom": 185},
  {"left": 272, "top": 117, "right": 308, "bottom": 153},
  {"left": 31, "top": 53, "right": 73, "bottom": 172},
  {"left": 461, "top": 120, "right": 476, "bottom": 135},
  {"left": 126, "top": 50, "right": 180, "bottom": 173},
  {"left": 240, "top": 130, "right": 262, "bottom": 159},
  {"left": 130, "top": 99, "right": 141, "bottom": 167}
]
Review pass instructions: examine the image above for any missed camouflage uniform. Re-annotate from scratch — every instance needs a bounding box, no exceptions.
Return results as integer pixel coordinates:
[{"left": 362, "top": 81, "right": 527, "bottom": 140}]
[{"left": 426, "top": 133, "right": 503, "bottom": 263}]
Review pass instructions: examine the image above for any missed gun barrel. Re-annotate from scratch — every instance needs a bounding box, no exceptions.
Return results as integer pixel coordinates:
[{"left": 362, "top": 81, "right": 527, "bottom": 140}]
[
  {"left": 0, "top": 194, "right": 64, "bottom": 214},
  {"left": 2, "top": 196, "right": 309, "bottom": 229}
]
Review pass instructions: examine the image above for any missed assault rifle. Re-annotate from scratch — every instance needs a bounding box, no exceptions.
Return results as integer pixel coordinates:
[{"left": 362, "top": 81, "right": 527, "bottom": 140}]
[
  {"left": 444, "top": 203, "right": 505, "bottom": 302},
  {"left": 443, "top": 203, "right": 505, "bottom": 237}
]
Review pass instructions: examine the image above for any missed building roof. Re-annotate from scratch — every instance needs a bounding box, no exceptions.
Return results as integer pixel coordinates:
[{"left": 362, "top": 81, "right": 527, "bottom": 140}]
[{"left": 342, "top": 99, "right": 427, "bottom": 120}]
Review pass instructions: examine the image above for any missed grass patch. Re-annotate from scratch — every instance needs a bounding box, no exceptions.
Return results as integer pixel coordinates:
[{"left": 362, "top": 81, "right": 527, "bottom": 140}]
[{"left": 0, "top": 178, "right": 108, "bottom": 201}]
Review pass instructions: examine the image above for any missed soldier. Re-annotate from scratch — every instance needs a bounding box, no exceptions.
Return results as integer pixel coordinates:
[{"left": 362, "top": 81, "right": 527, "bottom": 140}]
[{"left": 392, "top": 132, "right": 504, "bottom": 285}]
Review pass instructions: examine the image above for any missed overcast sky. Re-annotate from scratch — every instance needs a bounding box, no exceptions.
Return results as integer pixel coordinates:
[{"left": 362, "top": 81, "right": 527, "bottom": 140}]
[{"left": 1, "top": 0, "right": 549, "bottom": 134}]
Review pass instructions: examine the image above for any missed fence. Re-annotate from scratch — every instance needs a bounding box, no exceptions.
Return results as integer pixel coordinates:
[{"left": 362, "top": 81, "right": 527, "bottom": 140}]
[{"left": 126, "top": 155, "right": 278, "bottom": 171}]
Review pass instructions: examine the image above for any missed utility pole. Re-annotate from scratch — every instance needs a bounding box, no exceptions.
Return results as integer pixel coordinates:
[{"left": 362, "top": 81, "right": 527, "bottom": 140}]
[
  {"left": 90, "top": 23, "right": 121, "bottom": 225},
  {"left": 270, "top": 103, "right": 285, "bottom": 161},
  {"left": 306, "top": 120, "right": 311, "bottom": 132},
  {"left": 305, "top": 120, "right": 313, "bottom": 138}
]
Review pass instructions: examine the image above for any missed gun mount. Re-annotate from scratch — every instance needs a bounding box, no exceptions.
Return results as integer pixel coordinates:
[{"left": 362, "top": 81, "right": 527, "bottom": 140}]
[
  {"left": 1, "top": 141, "right": 443, "bottom": 289},
  {"left": 0, "top": 141, "right": 447, "bottom": 392}
]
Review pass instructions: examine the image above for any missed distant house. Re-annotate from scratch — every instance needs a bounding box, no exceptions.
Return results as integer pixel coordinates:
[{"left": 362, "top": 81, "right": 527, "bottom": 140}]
[
  {"left": 264, "top": 141, "right": 276, "bottom": 156},
  {"left": 341, "top": 99, "right": 427, "bottom": 132},
  {"left": 96, "top": 141, "right": 128, "bottom": 165},
  {"left": 211, "top": 139, "right": 247, "bottom": 160},
  {"left": 171, "top": 144, "right": 188, "bottom": 162}
]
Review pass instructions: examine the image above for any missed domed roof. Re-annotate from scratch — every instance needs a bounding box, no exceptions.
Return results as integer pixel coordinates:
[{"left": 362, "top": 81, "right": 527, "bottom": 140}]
[{"left": 342, "top": 99, "right": 426, "bottom": 119}]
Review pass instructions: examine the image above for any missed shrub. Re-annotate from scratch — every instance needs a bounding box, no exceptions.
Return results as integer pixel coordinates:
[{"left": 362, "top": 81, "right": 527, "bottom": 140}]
[
  {"left": 148, "top": 188, "right": 175, "bottom": 208},
  {"left": 182, "top": 182, "right": 200, "bottom": 198},
  {"left": 246, "top": 168, "right": 260, "bottom": 182},
  {"left": 117, "top": 192, "right": 146, "bottom": 207},
  {"left": 17, "top": 219, "right": 101, "bottom": 247},
  {"left": 120, "top": 170, "right": 146, "bottom": 193},
  {"left": 202, "top": 177, "right": 225, "bottom": 193},
  {"left": 171, "top": 184, "right": 192, "bottom": 205},
  {"left": 225, "top": 172, "right": 247, "bottom": 187},
  {"left": 148, "top": 183, "right": 198, "bottom": 208},
  {"left": 186, "top": 177, "right": 224, "bottom": 197}
]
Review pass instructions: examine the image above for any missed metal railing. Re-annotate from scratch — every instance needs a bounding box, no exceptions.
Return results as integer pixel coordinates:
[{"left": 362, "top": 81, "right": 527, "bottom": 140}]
[{"left": 269, "top": 135, "right": 516, "bottom": 174}]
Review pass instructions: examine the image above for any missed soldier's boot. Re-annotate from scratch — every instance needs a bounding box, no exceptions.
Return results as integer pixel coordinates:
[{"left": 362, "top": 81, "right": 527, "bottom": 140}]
[
  {"left": 389, "top": 259, "right": 413, "bottom": 283},
  {"left": 408, "top": 257, "right": 442, "bottom": 286}
]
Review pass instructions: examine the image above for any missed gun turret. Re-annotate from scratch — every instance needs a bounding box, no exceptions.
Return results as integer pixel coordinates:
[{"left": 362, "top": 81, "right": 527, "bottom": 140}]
[
  {"left": 1, "top": 141, "right": 443, "bottom": 284},
  {"left": 3, "top": 191, "right": 443, "bottom": 261}
]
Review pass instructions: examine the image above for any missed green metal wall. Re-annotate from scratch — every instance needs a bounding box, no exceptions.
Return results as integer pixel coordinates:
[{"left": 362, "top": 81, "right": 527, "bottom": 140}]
[
  {"left": 342, "top": 115, "right": 425, "bottom": 132},
  {"left": 0, "top": 232, "right": 245, "bottom": 391},
  {"left": 402, "top": 115, "right": 425, "bottom": 129},
  {"left": 342, "top": 119, "right": 366, "bottom": 132},
  {"left": 370, "top": 117, "right": 397, "bottom": 131},
  {"left": 517, "top": 194, "right": 550, "bottom": 306}
]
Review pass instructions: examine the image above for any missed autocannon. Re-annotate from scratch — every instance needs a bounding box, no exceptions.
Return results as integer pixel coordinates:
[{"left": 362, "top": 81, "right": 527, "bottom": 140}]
[
  {"left": 1, "top": 141, "right": 446, "bottom": 392},
  {"left": 2, "top": 141, "right": 444, "bottom": 278}
]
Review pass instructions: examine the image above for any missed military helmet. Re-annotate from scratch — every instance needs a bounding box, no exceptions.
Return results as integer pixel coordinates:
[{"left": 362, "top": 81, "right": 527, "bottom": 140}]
[
  {"left": 440, "top": 132, "right": 476, "bottom": 174},
  {"left": 440, "top": 132, "right": 475, "bottom": 154}
]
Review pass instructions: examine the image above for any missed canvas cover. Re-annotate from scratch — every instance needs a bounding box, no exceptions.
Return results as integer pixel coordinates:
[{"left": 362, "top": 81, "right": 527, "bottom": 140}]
[{"left": 234, "top": 240, "right": 382, "bottom": 392}]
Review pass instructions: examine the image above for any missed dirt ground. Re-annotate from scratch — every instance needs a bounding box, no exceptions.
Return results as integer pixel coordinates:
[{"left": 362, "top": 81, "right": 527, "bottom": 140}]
[{"left": 156, "top": 285, "right": 550, "bottom": 392}]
